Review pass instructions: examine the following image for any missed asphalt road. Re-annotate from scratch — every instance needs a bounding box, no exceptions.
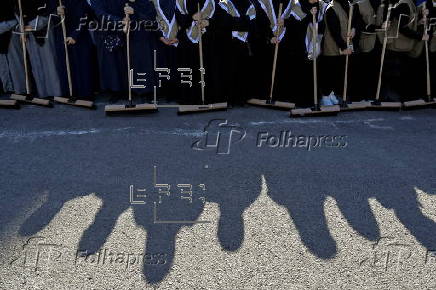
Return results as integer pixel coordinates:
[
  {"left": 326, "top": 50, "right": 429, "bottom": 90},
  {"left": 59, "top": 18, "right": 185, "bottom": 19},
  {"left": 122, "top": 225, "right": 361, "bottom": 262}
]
[{"left": 0, "top": 101, "right": 436, "bottom": 289}]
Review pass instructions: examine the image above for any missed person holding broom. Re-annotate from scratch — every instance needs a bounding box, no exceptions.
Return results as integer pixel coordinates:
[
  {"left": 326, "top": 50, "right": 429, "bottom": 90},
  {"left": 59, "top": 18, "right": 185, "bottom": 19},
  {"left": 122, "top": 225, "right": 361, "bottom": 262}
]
[
  {"left": 0, "top": 0, "right": 18, "bottom": 94},
  {"left": 355, "top": 0, "right": 384, "bottom": 101},
  {"left": 278, "top": 0, "right": 327, "bottom": 108},
  {"left": 175, "top": 0, "right": 235, "bottom": 106},
  {"left": 320, "top": 0, "right": 363, "bottom": 106},
  {"left": 383, "top": 0, "right": 427, "bottom": 102},
  {"left": 56, "top": 0, "right": 97, "bottom": 101},
  {"left": 89, "top": 0, "right": 157, "bottom": 104},
  {"left": 10, "top": 0, "right": 66, "bottom": 100}
]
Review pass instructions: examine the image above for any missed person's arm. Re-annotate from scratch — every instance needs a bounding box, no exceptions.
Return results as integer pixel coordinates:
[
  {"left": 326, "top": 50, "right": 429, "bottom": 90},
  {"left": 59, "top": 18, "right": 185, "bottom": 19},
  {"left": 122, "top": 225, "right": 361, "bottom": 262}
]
[
  {"left": 325, "top": 8, "right": 348, "bottom": 49},
  {"left": 352, "top": 5, "right": 365, "bottom": 46}
]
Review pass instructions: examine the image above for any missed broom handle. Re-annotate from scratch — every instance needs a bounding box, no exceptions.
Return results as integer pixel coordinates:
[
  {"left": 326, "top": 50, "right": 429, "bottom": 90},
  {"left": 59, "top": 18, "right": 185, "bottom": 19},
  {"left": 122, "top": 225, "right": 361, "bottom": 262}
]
[
  {"left": 375, "top": 4, "right": 392, "bottom": 101},
  {"left": 59, "top": 0, "right": 73, "bottom": 97},
  {"left": 343, "top": 2, "right": 354, "bottom": 103},
  {"left": 269, "top": 3, "right": 283, "bottom": 101},
  {"left": 423, "top": 2, "right": 431, "bottom": 98},
  {"left": 312, "top": 11, "right": 318, "bottom": 106},
  {"left": 197, "top": 3, "right": 205, "bottom": 105},
  {"left": 17, "top": 0, "right": 30, "bottom": 95},
  {"left": 125, "top": 4, "right": 132, "bottom": 102}
]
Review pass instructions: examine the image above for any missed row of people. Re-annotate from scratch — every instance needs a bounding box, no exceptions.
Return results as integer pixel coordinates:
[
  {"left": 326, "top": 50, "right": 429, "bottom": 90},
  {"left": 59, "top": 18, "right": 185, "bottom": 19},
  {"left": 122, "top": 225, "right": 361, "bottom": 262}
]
[{"left": 0, "top": 0, "right": 435, "bottom": 108}]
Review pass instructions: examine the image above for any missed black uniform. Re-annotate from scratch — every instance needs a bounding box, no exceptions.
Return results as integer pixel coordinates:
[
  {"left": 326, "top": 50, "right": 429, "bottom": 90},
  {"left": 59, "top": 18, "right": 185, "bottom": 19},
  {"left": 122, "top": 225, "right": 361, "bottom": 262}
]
[{"left": 176, "top": 0, "right": 235, "bottom": 105}]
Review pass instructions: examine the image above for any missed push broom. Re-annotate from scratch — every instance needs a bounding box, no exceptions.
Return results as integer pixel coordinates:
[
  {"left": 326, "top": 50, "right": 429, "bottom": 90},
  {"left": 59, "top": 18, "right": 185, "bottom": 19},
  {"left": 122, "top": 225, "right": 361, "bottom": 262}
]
[
  {"left": 178, "top": 3, "right": 228, "bottom": 114},
  {"left": 403, "top": 2, "right": 435, "bottom": 109},
  {"left": 10, "top": 0, "right": 52, "bottom": 107},
  {"left": 247, "top": 3, "right": 296, "bottom": 110},
  {"left": 105, "top": 1, "right": 158, "bottom": 115},
  {"left": 340, "top": 0, "right": 371, "bottom": 111},
  {"left": 368, "top": 4, "right": 402, "bottom": 110},
  {"left": 54, "top": 0, "right": 95, "bottom": 109},
  {"left": 291, "top": 8, "right": 340, "bottom": 117}
]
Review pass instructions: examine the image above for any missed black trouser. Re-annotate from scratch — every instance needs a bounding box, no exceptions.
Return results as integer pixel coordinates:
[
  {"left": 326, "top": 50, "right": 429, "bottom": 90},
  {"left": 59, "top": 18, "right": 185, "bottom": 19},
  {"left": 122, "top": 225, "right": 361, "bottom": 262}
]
[
  {"left": 320, "top": 55, "right": 345, "bottom": 98},
  {"left": 383, "top": 50, "right": 413, "bottom": 102},
  {"left": 408, "top": 50, "right": 431, "bottom": 100},
  {"left": 250, "top": 39, "right": 274, "bottom": 100},
  {"left": 432, "top": 51, "right": 436, "bottom": 98},
  {"left": 354, "top": 45, "right": 382, "bottom": 101},
  {"left": 229, "top": 38, "right": 252, "bottom": 105},
  {"left": 276, "top": 52, "right": 316, "bottom": 107}
]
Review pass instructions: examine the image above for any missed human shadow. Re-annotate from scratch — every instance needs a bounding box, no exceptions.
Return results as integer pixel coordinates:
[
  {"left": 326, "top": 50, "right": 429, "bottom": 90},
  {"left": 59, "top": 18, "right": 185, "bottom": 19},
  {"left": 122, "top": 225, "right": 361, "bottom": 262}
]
[
  {"left": 13, "top": 129, "right": 261, "bottom": 284},
  {"left": 265, "top": 137, "right": 436, "bottom": 259}
]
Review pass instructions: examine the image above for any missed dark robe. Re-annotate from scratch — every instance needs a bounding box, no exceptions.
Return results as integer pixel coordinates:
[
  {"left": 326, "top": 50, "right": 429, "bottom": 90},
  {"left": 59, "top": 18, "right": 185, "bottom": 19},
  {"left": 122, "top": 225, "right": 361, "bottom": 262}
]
[
  {"left": 175, "top": 0, "right": 234, "bottom": 105},
  {"left": 0, "top": 0, "right": 17, "bottom": 93},
  {"left": 12, "top": 0, "right": 66, "bottom": 97},
  {"left": 278, "top": 0, "right": 317, "bottom": 106},
  {"left": 90, "top": 0, "right": 157, "bottom": 96},
  {"left": 248, "top": 0, "right": 275, "bottom": 100},
  {"left": 56, "top": 0, "right": 97, "bottom": 99},
  {"left": 153, "top": 0, "right": 178, "bottom": 102},
  {"left": 228, "top": 0, "right": 253, "bottom": 105}
]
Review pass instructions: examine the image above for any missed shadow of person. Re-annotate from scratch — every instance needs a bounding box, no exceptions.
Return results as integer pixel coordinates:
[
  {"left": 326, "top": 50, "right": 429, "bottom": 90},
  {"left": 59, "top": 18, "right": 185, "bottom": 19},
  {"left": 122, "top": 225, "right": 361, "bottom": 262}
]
[
  {"left": 16, "top": 143, "right": 261, "bottom": 284},
  {"left": 265, "top": 144, "right": 436, "bottom": 260}
]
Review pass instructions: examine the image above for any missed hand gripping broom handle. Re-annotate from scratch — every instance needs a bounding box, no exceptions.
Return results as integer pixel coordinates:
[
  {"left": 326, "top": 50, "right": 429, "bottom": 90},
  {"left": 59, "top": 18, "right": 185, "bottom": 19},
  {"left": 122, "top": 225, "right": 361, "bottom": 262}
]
[
  {"left": 343, "top": 2, "right": 354, "bottom": 103},
  {"left": 59, "top": 0, "right": 73, "bottom": 97},
  {"left": 375, "top": 4, "right": 392, "bottom": 101},
  {"left": 312, "top": 11, "right": 319, "bottom": 107},
  {"left": 269, "top": 3, "right": 283, "bottom": 102},
  {"left": 17, "top": 0, "right": 31, "bottom": 95}
]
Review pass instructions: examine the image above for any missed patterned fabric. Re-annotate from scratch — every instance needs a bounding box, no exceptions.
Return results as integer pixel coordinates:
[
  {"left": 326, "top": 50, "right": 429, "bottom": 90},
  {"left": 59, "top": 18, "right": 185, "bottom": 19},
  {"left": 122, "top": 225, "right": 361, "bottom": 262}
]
[
  {"left": 153, "top": 0, "right": 178, "bottom": 41},
  {"left": 176, "top": 0, "right": 216, "bottom": 43},
  {"left": 218, "top": 0, "right": 254, "bottom": 42}
]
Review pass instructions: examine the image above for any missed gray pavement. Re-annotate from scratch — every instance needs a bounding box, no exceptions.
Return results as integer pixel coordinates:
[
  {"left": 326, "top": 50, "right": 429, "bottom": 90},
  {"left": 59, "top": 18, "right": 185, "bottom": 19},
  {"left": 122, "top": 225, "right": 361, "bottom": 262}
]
[{"left": 0, "top": 102, "right": 436, "bottom": 289}]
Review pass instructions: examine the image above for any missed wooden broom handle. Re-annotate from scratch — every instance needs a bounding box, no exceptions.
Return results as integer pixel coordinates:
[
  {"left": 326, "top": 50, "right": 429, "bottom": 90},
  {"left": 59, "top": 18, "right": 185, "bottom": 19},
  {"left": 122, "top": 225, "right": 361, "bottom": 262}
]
[
  {"left": 312, "top": 11, "right": 319, "bottom": 106},
  {"left": 59, "top": 0, "right": 73, "bottom": 97},
  {"left": 17, "top": 0, "right": 30, "bottom": 95},
  {"left": 125, "top": 4, "right": 132, "bottom": 102},
  {"left": 375, "top": 4, "right": 392, "bottom": 101},
  {"left": 423, "top": 2, "right": 431, "bottom": 98},
  {"left": 269, "top": 3, "right": 283, "bottom": 101},
  {"left": 343, "top": 2, "right": 354, "bottom": 103},
  {"left": 197, "top": 3, "right": 206, "bottom": 105}
]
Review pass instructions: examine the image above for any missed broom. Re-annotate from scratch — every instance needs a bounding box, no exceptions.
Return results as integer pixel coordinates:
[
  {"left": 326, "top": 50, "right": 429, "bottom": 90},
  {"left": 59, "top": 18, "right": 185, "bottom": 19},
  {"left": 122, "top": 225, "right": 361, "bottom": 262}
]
[
  {"left": 10, "top": 0, "right": 52, "bottom": 107},
  {"left": 178, "top": 3, "right": 228, "bottom": 113},
  {"left": 291, "top": 6, "right": 340, "bottom": 117},
  {"left": 403, "top": 2, "right": 435, "bottom": 109},
  {"left": 340, "top": 0, "right": 371, "bottom": 111},
  {"left": 368, "top": 3, "right": 402, "bottom": 110},
  {"left": 247, "top": 3, "right": 296, "bottom": 110},
  {"left": 54, "top": 0, "right": 95, "bottom": 109},
  {"left": 105, "top": 1, "right": 158, "bottom": 114}
]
